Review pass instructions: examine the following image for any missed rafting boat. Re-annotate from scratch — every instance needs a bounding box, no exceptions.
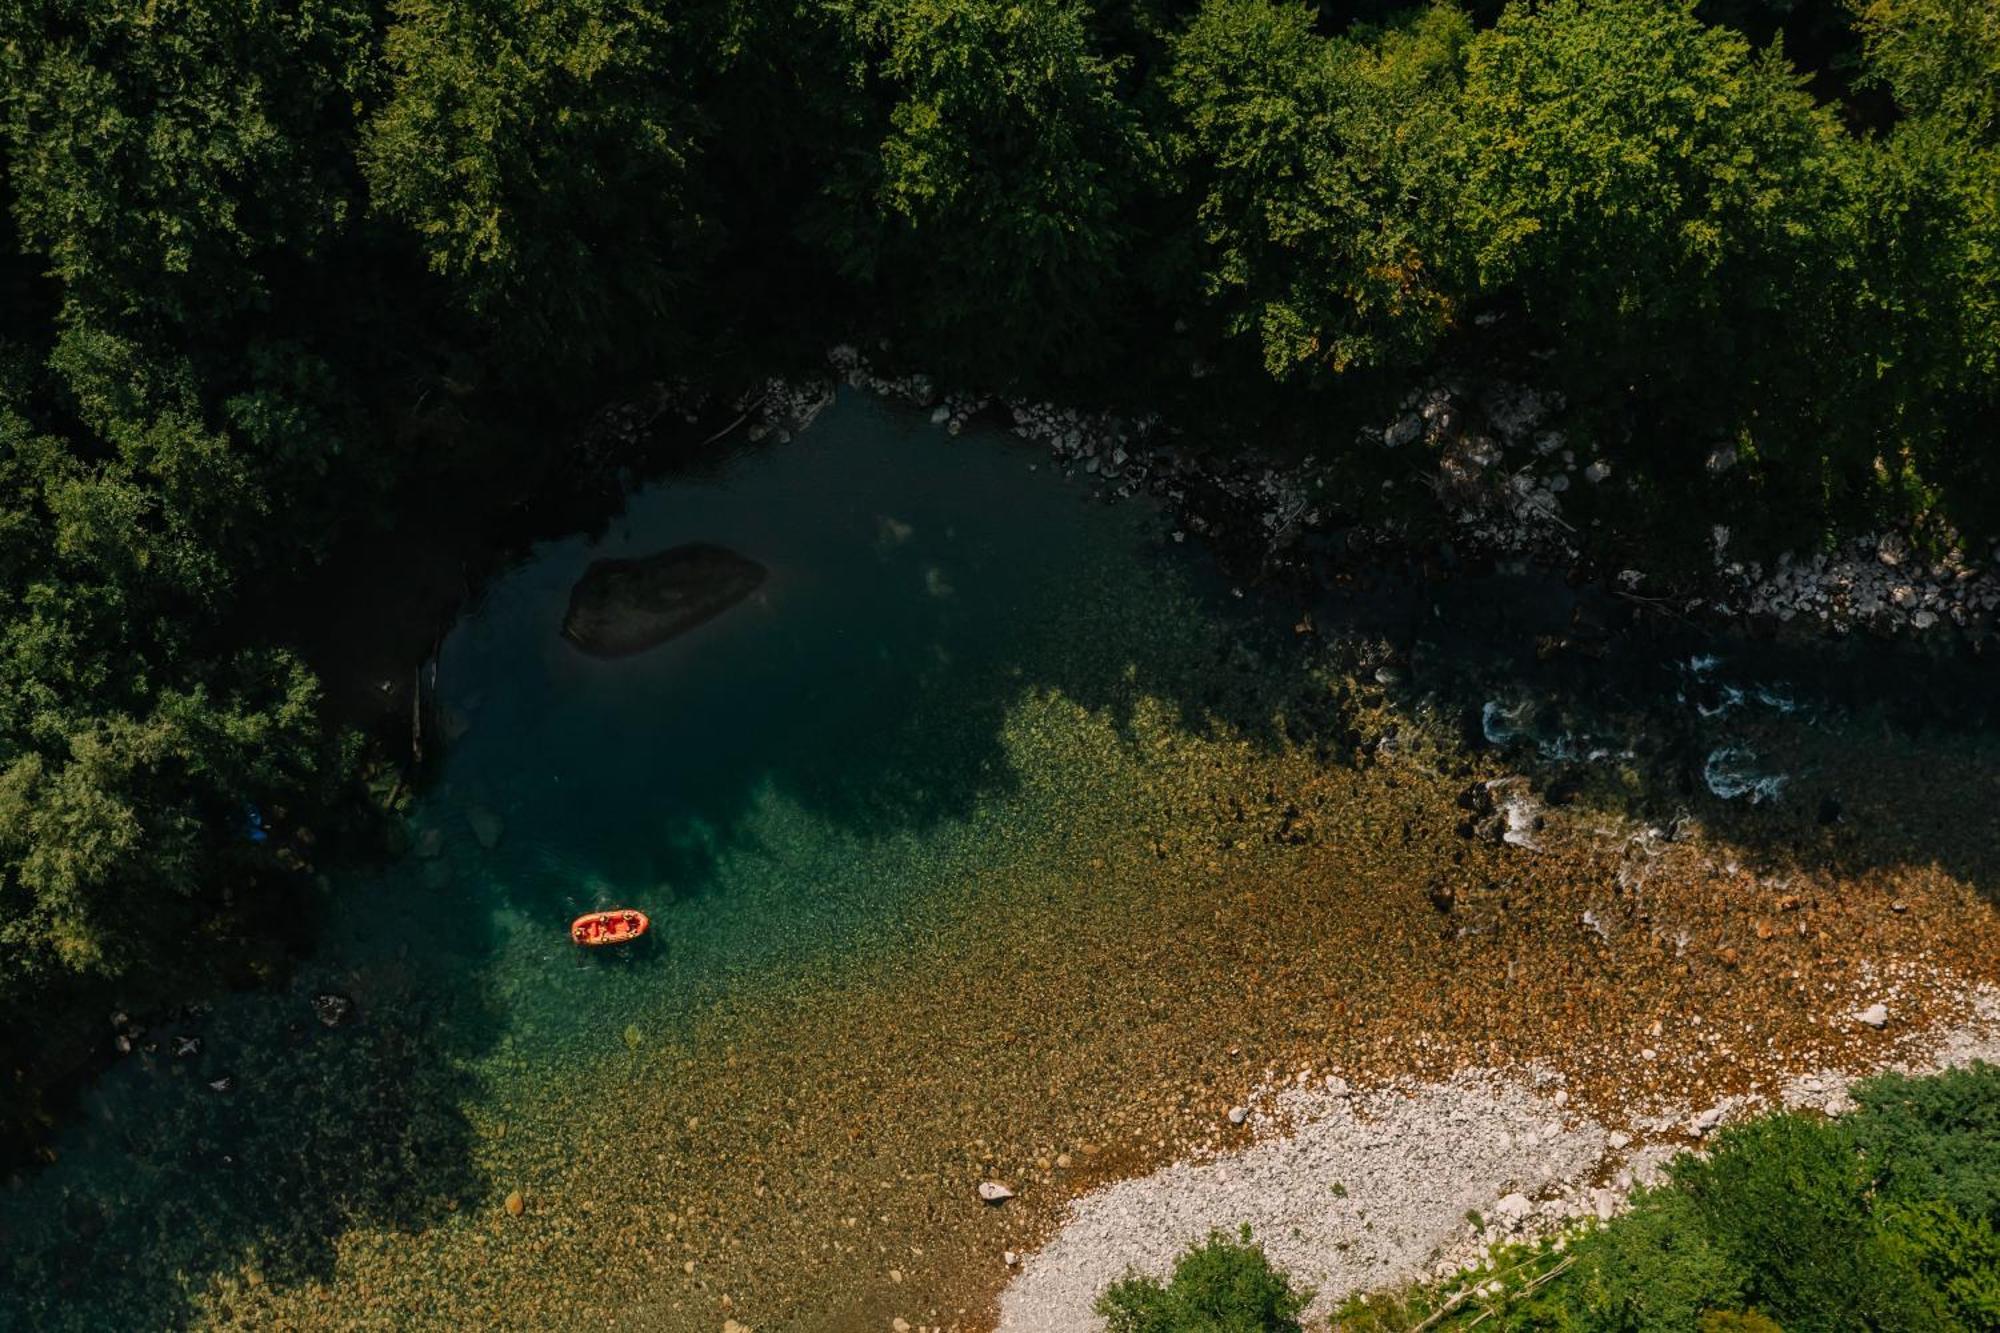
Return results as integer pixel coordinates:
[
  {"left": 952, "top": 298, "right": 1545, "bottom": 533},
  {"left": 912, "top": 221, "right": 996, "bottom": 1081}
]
[{"left": 571, "top": 909, "right": 649, "bottom": 946}]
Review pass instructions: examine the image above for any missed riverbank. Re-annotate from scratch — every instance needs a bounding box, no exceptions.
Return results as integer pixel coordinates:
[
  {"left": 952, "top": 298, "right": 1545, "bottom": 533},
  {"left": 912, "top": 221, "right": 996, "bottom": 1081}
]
[
  {"left": 999, "top": 983, "right": 2000, "bottom": 1330},
  {"left": 737, "top": 345, "right": 2000, "bottom": 654}
]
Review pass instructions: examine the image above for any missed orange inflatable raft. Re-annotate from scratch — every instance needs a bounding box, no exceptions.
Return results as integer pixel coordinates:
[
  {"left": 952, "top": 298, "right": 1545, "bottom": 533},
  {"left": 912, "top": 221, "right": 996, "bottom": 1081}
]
[{"left": 571, "top": 909, "right": 649, "bottom": 946}]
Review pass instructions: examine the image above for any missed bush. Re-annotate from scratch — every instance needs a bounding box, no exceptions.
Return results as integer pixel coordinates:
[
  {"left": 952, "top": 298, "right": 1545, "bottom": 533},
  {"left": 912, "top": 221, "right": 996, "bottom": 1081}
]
[
  {"left": 1670, "top": 1112, "right": 1944, "bottom": 1330},
  {"left": 1329, "top": 1065, "right": 2000, "bottom": 1331},
  {"left": 1098, "top": 1226, "right": 1313, "bottom": 1333},
  {"left": 1847, "top": 1063, "right": 2000, "bottom": 1227}
]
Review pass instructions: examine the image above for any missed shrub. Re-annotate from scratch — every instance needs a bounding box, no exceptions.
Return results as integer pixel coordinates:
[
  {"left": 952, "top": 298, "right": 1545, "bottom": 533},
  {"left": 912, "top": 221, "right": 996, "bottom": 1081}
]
[
  {"left": 1847, "top": 1063, "right": 2000, "bottom": 1227},
  {"left": 1097, "top": 1226, "right": 1313, "bottom": 1333},
  {"left": 1669, "top": 1112, "right": 1942, "bottom": 1330}
]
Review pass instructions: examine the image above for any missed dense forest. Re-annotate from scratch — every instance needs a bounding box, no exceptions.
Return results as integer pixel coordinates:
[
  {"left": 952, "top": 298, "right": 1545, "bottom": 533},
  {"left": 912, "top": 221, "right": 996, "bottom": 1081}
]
[{"left": 0, "top": 0, "right": 1994, "bottom": 1129}]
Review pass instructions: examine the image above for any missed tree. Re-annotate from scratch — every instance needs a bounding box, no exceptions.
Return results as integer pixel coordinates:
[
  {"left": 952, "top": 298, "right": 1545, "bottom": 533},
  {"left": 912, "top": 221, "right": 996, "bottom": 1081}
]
[
  {"left": 0, "top": 391, "right": 341, "bottom": 997},
  {"left": 816, "top": 0, "right": 1155, "bottom": 382},
  {"left": 1457, "top": 0, "right": 1861, "bottom": 423},
  {"left": 1853, "top": 0, "right": 2000, "bottom": 146},
  {"left": 364, "top": 0, "right": 717, "bottom": 375},
  {"left": 1166, "top": 0, "right": 1473, "bottom": 377},
  {"left": 1849, "top": 0, "right": 2000, "bottom": 530}
]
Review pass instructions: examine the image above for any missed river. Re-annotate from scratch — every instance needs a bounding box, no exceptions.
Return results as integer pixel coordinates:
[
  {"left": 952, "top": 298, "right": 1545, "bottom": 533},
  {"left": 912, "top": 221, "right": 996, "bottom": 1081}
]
[{"left": 4, "top": 392, "right": 1998, "bottom": 1331}]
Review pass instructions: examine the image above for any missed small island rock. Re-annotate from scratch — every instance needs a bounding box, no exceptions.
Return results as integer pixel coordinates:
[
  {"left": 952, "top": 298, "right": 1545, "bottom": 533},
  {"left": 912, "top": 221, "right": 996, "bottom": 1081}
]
[{"left": 562, "top": 544, "right": 767, "bottom": 658}]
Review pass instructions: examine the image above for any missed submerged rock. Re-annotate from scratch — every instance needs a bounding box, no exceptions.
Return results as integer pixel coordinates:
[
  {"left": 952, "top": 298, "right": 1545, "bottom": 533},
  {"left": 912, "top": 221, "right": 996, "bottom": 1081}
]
[
  {"left": 1462, "top": 777, "right": 1545, "bottom": 849},
  {"left": 978, "top": 1181, "right": 1015, "bottom": 1204},
  {"left": 312, "top": 993, "right": 354, "bottom": 1029},
  {"left": 562, "top": 543, "right": 767, "bottom": 658},
  {"left": 1702, "top": 747, "right": 1786, "bottom": 804}
]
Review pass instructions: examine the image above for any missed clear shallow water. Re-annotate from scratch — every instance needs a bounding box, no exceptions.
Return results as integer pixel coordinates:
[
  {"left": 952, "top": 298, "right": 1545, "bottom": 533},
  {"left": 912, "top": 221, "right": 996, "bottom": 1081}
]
[
  {"left": 5, "top": 394, "right": 1999, "bottom": 1332},
  {"left": 0, "top": 393, "right": 1227, "bottom": 1328}
]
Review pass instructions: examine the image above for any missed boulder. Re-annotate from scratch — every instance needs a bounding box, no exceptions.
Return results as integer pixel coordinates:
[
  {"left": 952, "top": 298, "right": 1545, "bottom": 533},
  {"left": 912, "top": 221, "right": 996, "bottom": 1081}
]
[{"left": 562, "top": 544, "right": 767, "bottom": 658}]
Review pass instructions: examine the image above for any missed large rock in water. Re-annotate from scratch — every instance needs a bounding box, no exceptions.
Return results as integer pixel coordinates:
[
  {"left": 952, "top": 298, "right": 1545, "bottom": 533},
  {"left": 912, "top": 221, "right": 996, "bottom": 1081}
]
[{"left": 561, "top": 543, "right": 766, "bottom": 658}]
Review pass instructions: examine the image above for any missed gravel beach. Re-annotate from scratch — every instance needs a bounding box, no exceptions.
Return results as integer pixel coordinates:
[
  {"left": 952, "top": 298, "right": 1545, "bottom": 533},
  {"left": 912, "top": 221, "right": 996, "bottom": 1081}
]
[{"left": 1000, "top": 987, "right": 2000, "bottom": 1330}]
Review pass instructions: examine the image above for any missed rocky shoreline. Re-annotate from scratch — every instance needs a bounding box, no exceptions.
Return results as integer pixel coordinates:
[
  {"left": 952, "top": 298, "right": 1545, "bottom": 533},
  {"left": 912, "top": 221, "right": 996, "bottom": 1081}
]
[{"left": 612, "top": 345, "right": 2000, "bottom": 653}]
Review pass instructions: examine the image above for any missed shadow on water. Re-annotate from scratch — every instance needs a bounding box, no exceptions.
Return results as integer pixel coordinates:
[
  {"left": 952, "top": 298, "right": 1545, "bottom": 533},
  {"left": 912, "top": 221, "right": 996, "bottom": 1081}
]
[
  {"left": 0, "top": 935, "right": 504, "bottom": 1329},
  {"left": 419, "top": 390, "right": 1319, "bottom": 924},
  {"left": 3, "top": 393, "right": 1998, "bottom": 1328}
]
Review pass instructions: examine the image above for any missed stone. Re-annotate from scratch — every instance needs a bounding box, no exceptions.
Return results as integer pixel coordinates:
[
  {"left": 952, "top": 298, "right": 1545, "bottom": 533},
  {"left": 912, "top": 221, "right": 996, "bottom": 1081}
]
[
  {"left": 312, "top": 993, "right": 354, "bottom": 1028},
  {"left": 562, "top": 543, "right": 767, "bottom": 658},
  {"left": 1227, "top": 1106, "right": 1248, "bottom": 1125},
  {"left": 505, "top": 1190, "right": 525, "bottom": 1217},
  {"left": 465, "top": 806, "right": 504, "bottom": 850},
  {"left": 1004, "top": 1250, "right": 1020, "bottom": 1266},
  {"left": 977, "top": 1181, "right": 1015, "bottom": 1204},
  {"left": 1607, "top": 1131, "right": 1631, "bottom": 1150},
  {"left": 1055, "top": 1153, "right": 1073, "bottom": 1169},
  {"left": 173, "top": 1035, "right": 202, "bottom": 1059},
  {"left": 1854, "top": 1003, "right": 1889, "bottom": 1029},
  {"left": 1494, "top": 1193, "right": 1533, "bottom": 1226},
  {"left": 1691, "top": 1106, "right": 1725, "bottom": 1135},
  {"left": 893, "top": 1320, "right": 912, "bottom": 1333},
  {"left": 208, "top": 1075, "right": 234, "bottom": 1093}
]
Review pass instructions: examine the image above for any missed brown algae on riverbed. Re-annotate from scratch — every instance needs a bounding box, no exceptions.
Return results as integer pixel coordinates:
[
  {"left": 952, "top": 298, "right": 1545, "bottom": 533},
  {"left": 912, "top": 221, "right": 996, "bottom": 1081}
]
[{"left": 173, "top": 649, "right": 2000, "bottom": 1332}]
